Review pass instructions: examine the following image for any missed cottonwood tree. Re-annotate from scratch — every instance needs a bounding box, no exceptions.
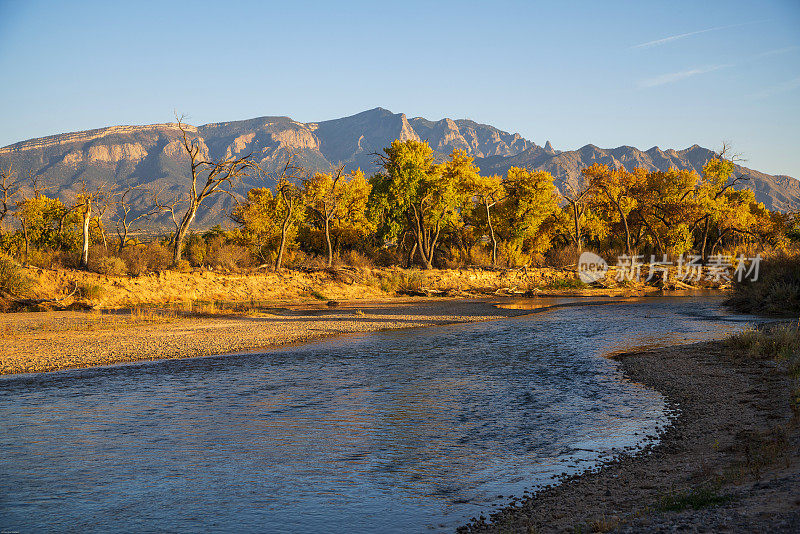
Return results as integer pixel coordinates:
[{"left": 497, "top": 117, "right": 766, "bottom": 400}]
[
  {"left": 172, "top": 116, "right": 260, "bottom": 264},
  {"left": 302, "top": 166, "right": 371, "bottom": 267},
  {"left": 302, "top": 165, "right": 346, "bottom": 268},
  {"left": 500, "top": 167, "right": 559, "bottom": 261},
  {"left": 12, "top": 171, "right": 59, "bottom": 263},
  {"left": 272, "top": 157, "right": 304, "bottom": 270},
  {"left": 558, "top": 171, "right": 596, "bottom": 254},
  {"left": 230, "top": 187, "right": 284, "bottom": 265},
  {"left": 695, "top": 150, "right": 750, "bottom": 260},
  {"left": 465, "top": 173, "right": 505, "bottom": 266},
  {"left": 369, "top": 142, "right": 468, "bottom": 270},
  {"left": 72, "top": 180, "right": 110, "bottom": 269},
  {"left": 582, "top": 164, "right": 641, "bottom": 256}
]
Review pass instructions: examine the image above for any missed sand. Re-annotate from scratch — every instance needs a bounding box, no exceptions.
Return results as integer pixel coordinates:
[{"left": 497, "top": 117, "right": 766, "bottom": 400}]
[{"left": 0, "top": 299, "right": 527, "bottom": 375}]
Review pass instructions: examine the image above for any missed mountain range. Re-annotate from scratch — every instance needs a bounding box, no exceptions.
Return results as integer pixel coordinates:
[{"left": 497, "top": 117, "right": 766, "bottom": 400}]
[{"left": 1, "top": 107, "right": 797, "bottom": 227}]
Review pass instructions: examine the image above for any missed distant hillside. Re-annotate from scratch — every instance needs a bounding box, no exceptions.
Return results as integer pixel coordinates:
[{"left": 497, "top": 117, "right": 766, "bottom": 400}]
[{"left": 1, "top": 107, "right": 797, "bottom": 227}]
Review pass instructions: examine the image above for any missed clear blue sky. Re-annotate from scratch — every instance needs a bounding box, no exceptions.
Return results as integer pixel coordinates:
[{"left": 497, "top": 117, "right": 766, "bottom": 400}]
[{"left": 1, "top": 0, "right": 798, "bottom": 177}]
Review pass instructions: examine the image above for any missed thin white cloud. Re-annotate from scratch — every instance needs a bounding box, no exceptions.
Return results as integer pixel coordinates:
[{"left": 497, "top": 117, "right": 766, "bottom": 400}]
[
  {"left": 638, "top": 64, "right": 731, "bottom": 88},
  {"left": 749, "top": 46, "right": 799, "bottom": 60},
  {"left": 750, "top": 75, "right": 800, "bottom": 100},
  {"left": 632, "top": 20, "right": 768, "bottom": 49}
]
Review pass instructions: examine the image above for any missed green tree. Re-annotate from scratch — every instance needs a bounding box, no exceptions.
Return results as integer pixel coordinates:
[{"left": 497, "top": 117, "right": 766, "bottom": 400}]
[
  {"left": 369, "top": 141, "right": 467, "bottom": 269},
  {"left": 498, "top": 167, "right": 559, "bottom": 263},
  {"left": 14, "top": 195, "right": 80, "bottom": 262}
]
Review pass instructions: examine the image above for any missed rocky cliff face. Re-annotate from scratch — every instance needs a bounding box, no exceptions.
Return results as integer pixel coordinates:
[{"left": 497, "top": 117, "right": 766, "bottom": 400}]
[{"left": 1, "top": 107, "right": 797, "bottom": 227}]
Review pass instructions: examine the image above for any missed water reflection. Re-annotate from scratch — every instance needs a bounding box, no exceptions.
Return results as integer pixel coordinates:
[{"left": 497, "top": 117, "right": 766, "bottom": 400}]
[{"left": 0, "top": 297, "right": 759, "bottom": 533}]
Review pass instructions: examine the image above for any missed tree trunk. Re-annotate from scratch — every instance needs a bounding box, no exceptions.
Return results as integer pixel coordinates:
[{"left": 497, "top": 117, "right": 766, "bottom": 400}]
[
  {"left": 407, "top": 241, "right": 417, "bottom": 268},
  {"left": 173, "top": 202, "right": 198, "bottom": 265},
  {"left": 616, "top": 204, "right": 632, "bottom": 256},
  {"left": 641, "top": 216, "right": 664, "bottom": 256},
  {"left": 701, "top": 218, "right": 710, "bottom": 262},
  {"left": 416, "top": 230, "right": 433, "bottom": 270},
  {"left": 486, "top": 202, "right": 497, "bottom": 266},
  {"left": 275, "top": 214, "right": 291, "bottom": 271},
  {"left": 118, "top": 228, "right": 127, "bottom": 255},
  {"left": 324, "top": 216, "right": 333, "bottom": 268},
  {"left": 572, "top": 203, "right": 582, "bottom": 253},
  {"left": 22, "top": 220, "right": 29, "bottom": 265},
  {"left": 80, "top": 200, "right": 91, "bottom": 270}
]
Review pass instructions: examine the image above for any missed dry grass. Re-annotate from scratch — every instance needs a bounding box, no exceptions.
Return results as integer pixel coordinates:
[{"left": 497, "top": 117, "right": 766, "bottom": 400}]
[
  {"left": 79, "top": 309, "right": 179, "bottom": 332},
  {"left": 727, "top": 322, "right": 800, "bottom": 363},
  {"left": 0, "top": 321, "right": 14, "bottom": 339},
  {"left": 586, "top": 514, "right": 621, "bottom": 532},
  {"left": 0, "top": 253, "right": 34, "bottom": 298},
  {"left": 726, "top": 254, "right": 800, "bottom": 316}
]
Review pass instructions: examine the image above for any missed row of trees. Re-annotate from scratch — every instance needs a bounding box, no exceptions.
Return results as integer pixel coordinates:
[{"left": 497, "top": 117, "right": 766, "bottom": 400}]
[
  {"left": 0, "top": 133, "right": 796, "bottom": 274},
  {"left": 230, "top": 139, "right": 791, "bottom": 270}
]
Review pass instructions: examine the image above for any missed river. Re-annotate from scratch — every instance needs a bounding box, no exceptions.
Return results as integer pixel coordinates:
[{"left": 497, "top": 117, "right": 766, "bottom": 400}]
[{"left": 0, "top": 296, "right": 759, "bottom": 532}]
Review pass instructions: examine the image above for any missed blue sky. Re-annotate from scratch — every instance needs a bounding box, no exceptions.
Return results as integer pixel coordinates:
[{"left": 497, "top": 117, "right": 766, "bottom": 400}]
[{"left": 0, "top": 0, "right": 798, "bottom": 177}]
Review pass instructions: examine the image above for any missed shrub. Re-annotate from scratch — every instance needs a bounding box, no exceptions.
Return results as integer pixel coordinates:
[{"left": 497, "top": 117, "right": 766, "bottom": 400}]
[
  {"left": 120, "top": 242, "right": 171, "bottom": 276},
  {"left": 659, "top": 486, "right": 730, "bottom": 511},
  {"left": 173, "top": 259, "right": 192, "bottom": 273},
  {"left": 95, "top": 256, "right": 127, "bottom": 277},
  {"left": 726, "top": 254, "right": 800, "bottom": 316},
  {"left": 0, "top": 253, "right": 34, "bottom": 298},
  {"left": 545, "top": 276, "right": 587, "bottom": 290},
  {"left": 546, "top": 246, "right": 581, "bottom": 269},
  {"left": 186, "top": 235, "right": 207, "bottom": 267},
  {"left": 26, "top": 248, "right": 74, "bottom": 269},
  {"left": 340, "top": 250, "right": 373, "bottom": 269},
  {"left": 79, "top": 283, "right": 104, "bottom": 300},
  {"left": 727, "top": 322, "right": 800, "bottom": 362},
  {"left": 206, "top": 243, "right": 252, "bottom": 270}
]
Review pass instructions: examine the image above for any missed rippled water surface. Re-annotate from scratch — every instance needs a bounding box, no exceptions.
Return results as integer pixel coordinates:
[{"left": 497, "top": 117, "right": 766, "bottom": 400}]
[{"left": 0, "top": 297, "right": 759, "bottom": 532}]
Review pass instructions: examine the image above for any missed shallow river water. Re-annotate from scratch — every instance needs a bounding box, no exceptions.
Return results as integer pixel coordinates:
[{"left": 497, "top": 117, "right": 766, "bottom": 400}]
[{"left": 0, "top": 296, "right": 759, "bottom": 532}]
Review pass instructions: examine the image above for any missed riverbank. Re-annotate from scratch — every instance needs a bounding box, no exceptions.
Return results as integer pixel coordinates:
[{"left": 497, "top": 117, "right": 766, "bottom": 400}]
[
  {"left": 460, "top": 335, "right": 800, "bottom": 533},
  {"left": 0, "top": 298, "right": 540, "bottom": 375},
  {"left": 4, "top": 264, "right": 718, "bottom": 312}
]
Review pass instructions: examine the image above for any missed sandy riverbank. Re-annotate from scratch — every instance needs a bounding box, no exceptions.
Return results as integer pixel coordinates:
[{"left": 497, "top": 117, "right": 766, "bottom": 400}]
[
  {"left": 0, "top": 298, "right": 537, "bottom": 375},
  {"left": 460, "top": 338, "right": 800, "bottom": 533}
]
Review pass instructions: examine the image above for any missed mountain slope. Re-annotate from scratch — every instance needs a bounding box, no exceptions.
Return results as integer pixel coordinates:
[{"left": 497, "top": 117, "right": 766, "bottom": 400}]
[{"left": 1, "top": 108, "right": 797, "bottom": 228}]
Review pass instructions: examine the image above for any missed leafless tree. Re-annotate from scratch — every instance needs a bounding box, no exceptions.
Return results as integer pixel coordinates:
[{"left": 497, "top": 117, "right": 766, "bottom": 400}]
[
  {"left": 113, "top": 185, "right": 158, "bottom": 253},
  {"left": 171, "top": 114, "right": 261, "bottom": 264},
  {"left": 72, "top": 180, "right": 110, "bottom": 269},
  {"left": 272, "top": 156, "right": 304, "bottom": 270},
  {"left": 0, "top": 164, "right": 21, "bottom": 229}
]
